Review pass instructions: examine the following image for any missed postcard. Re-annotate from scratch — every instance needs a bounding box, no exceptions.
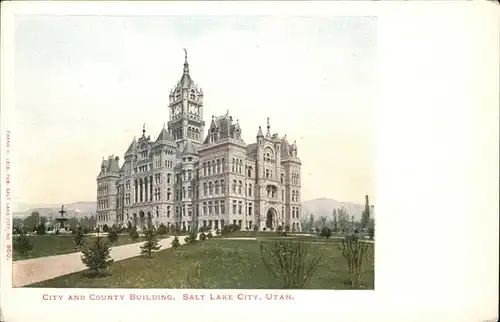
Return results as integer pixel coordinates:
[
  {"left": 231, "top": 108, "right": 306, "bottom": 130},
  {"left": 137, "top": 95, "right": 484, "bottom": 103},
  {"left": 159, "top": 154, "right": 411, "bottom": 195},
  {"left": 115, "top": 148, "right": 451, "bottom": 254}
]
[{"left": 1, "top": 1, "right": 498, "bottom": 322}]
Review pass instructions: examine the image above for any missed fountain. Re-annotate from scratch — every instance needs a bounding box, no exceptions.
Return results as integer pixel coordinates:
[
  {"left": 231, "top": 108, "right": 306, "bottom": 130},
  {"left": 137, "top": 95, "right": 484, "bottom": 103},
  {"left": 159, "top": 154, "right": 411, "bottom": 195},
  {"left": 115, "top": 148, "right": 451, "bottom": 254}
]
[{"left": 55, "top": 204, "right": 70, "bottom": 234}]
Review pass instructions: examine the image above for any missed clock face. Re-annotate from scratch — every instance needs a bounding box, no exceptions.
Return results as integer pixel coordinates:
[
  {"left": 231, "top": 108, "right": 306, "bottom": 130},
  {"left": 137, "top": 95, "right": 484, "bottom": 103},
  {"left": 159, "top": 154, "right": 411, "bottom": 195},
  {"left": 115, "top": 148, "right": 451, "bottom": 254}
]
[
  {"left": 189, "top": 105, "right": 198, "bottom": 115},
  {"left": 174, "top": 106, "right": 181, "bottom": 115}
]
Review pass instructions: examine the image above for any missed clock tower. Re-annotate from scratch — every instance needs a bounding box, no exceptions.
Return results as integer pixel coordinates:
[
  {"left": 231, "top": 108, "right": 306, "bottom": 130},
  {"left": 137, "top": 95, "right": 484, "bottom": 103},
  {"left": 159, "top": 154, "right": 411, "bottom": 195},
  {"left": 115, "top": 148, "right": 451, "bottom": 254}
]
[{"left": 167, "top": 49, "right": 205, "bottom": 152}]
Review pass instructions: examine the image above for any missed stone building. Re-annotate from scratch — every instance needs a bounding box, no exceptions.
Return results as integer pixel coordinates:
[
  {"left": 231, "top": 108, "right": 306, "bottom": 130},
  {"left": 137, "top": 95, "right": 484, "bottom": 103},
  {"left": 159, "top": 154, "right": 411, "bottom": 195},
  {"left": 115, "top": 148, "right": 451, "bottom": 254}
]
[{"left": 96, "top": 51, "right": 302, "bottom": 232}]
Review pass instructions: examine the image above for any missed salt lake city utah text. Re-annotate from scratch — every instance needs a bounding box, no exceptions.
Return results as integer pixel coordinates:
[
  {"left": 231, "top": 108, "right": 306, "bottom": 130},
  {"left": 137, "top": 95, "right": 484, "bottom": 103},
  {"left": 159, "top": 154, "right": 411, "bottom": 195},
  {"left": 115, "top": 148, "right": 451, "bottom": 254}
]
[{"left": 42, "top": 293, "right": 294, "bottom": 301}]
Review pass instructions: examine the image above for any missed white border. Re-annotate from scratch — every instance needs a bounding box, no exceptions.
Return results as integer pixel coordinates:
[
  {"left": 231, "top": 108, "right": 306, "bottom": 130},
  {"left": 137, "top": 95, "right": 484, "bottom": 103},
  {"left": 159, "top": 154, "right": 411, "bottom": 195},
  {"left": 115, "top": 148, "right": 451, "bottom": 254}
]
[{"left": 1, "top": 1, "right": 499, "bottom": 322}]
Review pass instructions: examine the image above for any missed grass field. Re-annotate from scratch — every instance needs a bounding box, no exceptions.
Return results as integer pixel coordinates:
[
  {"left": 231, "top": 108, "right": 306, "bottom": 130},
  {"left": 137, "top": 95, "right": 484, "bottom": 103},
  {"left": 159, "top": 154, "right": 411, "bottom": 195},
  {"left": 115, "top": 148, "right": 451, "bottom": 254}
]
[
  {"left": 29, "top": 238, "right": 374, "bottom": 289},
  {"left": 13, "top": 234, "right": 152, "bottom": 261}
]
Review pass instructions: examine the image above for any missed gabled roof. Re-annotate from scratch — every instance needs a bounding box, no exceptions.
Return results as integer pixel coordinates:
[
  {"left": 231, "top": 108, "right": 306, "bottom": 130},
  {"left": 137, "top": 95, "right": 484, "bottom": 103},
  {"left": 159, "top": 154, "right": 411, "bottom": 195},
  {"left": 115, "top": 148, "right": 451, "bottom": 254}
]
[
  {"left": 257, "top": 126, "right": 264, "bottom": 137},
  {"left": 203, "top": 112, "right": 241, "bottom": 144}
]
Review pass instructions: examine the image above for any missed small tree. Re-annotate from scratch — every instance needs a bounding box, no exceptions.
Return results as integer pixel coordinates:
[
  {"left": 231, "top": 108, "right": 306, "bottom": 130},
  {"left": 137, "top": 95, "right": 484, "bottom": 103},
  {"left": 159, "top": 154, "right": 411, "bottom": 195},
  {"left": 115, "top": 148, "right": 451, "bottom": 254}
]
[
  {"left": 157, "top": 223, "right": 167, "bottom": 236},
  {"left": 260, "top": 240, "right": 323, "bottom": 289},
  {"left": 129, "top": 226, "right": 139, "bottom": 241},
  {"left": 13, "top": 229, "right": 33, "bottom": 253},
  {"left": 140, "top": 228, "right": 161, "bottom": 258},
  {"left": 81, "top": 234, "right": 114, "bottom": 277},
  {"left": 199, "top": 232, "right": 207, "bottom": 241},
  {"left": 338, "top": 235, "right": 371, "bottom": 288},
  {"left": 215, "top": 229, "right": 220, "bottom": 236},
  {"left": 73, "top": 227, "right": 85, "bottom": 248},
  {"left": 107, "top": 229, "right": 118, "bottom": 244},
  {"left": 319, "top": 227, "right": 332, "bottom": 239},
  {"left": 102, "top": 224, "right": 109, "bottom": 233},
  {"left": 171, "top": 236, "right": 180, "bottom": 249},
  {"left": 207, "top": 232, "right": 213, "bottom": 239}
]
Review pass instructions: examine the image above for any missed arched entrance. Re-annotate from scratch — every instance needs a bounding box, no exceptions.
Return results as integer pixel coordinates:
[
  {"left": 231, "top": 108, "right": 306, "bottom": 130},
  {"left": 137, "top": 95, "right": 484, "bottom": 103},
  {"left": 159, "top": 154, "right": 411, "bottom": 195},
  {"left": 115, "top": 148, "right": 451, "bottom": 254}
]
[
  {"left": 132, "top": 213, "right": 138, "bottom": 226},
  {"left": 266, "top": 208, "right": 277, "bottom": 230}
]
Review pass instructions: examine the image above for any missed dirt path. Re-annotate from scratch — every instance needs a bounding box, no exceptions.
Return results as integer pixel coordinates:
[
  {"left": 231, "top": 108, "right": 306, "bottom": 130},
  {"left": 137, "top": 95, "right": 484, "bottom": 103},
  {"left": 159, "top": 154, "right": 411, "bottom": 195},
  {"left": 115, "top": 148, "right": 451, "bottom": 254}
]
[{"left": 12, "top": 235, "right": 191, "bottom": 287}]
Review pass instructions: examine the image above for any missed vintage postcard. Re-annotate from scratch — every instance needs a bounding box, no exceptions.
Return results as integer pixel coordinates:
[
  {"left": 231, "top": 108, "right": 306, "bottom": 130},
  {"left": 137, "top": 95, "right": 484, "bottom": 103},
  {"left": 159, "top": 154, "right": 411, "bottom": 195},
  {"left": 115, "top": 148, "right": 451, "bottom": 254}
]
[{"left": 1, "top": 1, "right": 498, "bottom": 322}]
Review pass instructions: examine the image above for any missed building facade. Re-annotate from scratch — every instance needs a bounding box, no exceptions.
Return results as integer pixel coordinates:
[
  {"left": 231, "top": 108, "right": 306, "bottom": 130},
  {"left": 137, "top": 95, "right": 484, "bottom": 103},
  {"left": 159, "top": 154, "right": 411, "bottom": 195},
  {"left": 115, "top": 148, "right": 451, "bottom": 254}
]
[{"left": 96, "top": 52, "right": 302, "bottom": 232}]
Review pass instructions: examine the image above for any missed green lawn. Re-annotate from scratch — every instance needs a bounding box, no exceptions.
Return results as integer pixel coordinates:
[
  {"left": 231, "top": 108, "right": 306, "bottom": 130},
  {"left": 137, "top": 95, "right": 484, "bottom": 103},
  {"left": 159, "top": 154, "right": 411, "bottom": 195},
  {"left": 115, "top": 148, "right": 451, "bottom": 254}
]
[
  {"left": 29, "top": 238, "right": 374, "bottom": 289},
  {"left": 13, "top": 234, "right": 154, "bottom": 261}
]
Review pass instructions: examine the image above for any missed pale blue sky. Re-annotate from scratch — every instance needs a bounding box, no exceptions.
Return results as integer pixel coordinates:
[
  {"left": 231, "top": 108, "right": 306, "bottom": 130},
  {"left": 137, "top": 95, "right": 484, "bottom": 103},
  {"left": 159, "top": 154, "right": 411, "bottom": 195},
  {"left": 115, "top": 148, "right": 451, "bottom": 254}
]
[{"left": 12, "top": 15, "right": 376, "bottom": 205}]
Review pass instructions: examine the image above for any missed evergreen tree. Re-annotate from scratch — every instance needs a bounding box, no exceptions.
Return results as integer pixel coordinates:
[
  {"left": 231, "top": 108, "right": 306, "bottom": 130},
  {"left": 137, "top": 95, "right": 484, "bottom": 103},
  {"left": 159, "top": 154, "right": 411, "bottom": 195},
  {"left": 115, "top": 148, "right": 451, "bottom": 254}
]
[
  {"left": 129, "top": 226, "right": 139, "bottom": 241},
  {"left": 140, "top": 228, "right": 161, "bottom": 258},
  {"left": 73, "top": 227, "right": 85, "bottom": 248},
  {"left": 332, "top": 209, "right": 338, "bottom": 232},
  {"left": 107, "top": 229, "right": 119, "bottom": 244},
  {"left": 171, "top": 236, "right": 180, "bottom": 249},
  {"left": 361, "top": 195, "right": 371, "bottom": 229},
  {"left": 81, "top": 234, "right": 113, "bottom": 276}
]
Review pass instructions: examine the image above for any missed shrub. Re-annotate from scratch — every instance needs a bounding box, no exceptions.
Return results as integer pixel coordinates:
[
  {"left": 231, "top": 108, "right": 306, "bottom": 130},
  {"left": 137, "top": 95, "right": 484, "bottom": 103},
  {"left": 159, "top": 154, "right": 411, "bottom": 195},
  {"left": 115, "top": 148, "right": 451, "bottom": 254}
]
[
  {"left": 314, "top": 227, "right": 321, "bottom": 233},
  {"left": 338, "top": 235, "right": 371, "bottom": 288},
  {"left": 140, "top": 228, "right": 161, "bottom": 258},
  {"left": 83, "top": 227, "right": 90, "bottom": 235},
  {"left": 157, "top": 223, "right": 167, "bottom": 236},
  {"left": 260, "top": 240, "right": 323, "bottom": 289},
  {"left": 184, "top": 231, "right": 197, "bottom": 244},
  {"left": 284, "top": 225, "right": 291, "bottom": 232},
  {"left": 319, "top": 227, "right": 332, "bottom": 239},
  {"left": 129, "top": 227, "right": 139, "bottom": 241},
  {"left": 35, "top": 223, "right": 46, "bottom": 235},
  {"left": 107, "top": 229, "right": 118, "bottom": 244},
  {"left": 215, "top": 229, "right": 220, "bottom": 236},
  {"left": 171, "top": 236, "right": 180, "bottom": 249},
  {"left": 253, "top": 225, "right": 259, "bottom": 231},
  {"left": 102, "top": 224, "right": 109, "bottom": 233},
  {"left": 276, "top": 225, "right": 283, "bottom": 232},
  {"left": 221, "top": 225, "right": 232, "bottom": 236},
  {"left": 199, "top": 232, "right": 207, "bottom": 241},
  {"left": 73, "top": 227, "right": 85, "bottom": 248},
  {"left": 263, "top": 227, "right": 267, "bottom": 231},
  {"left": 207, "top": 232, "right": 213, "bottom": 239},
  {"left": 13, "top": 230, "right": 33, "bottom": 253},
  {"left": 81, "top": 235, "right": 114, "bottom": 277}
]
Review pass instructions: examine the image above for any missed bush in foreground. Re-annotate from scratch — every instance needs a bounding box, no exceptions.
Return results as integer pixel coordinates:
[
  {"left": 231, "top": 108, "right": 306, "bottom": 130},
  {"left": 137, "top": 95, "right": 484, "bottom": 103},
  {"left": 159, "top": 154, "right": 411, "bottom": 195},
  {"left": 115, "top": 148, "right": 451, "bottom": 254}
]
[
  {"left": 81, "top": 235, "right": 114, "bottom": 277},
  {"left": 140, "top": 228, "right": 161, "bottom": 258},
  {"left": 338, "top": 235, "right": 371, "bottom": 288},
  {"left": 207, "top": 232, "right": 213, "bottom": 239},
  {"left": 199, "top": 232, "right": 207, "bottom": 241},
  {"left": 259, "top": 240, "right": 323, "bottom": 289}
]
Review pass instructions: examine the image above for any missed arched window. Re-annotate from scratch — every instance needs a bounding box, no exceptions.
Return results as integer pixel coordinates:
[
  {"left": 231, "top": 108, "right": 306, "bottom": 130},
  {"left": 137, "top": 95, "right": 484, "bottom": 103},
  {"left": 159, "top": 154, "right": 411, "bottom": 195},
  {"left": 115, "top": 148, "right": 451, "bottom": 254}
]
[
  {"left": 248, "top": 184, "right": 252, "bottom": 197},
  {"left": 203, "top": 182, "right": 207, "bottom": 196},
  {"left": 238, "top": 181, "right": 242, "bottom": 194},
  {"left": 232, "top": 180, "right": 237, "bottom": 193},
  {"left": 232, "top": 158, "right": 235, "bottom": 172},
  {"left": 216, "top": 159, "right": 221, "bottom": 173},
  {"left": 221, "top": 158, "right": 225, "bottom": 171},
  {"left": 182, "top": 187, "right": 186, "bottom": 199},
  {"left": 208, "top": 163, "right": 211, "bottom": 175},
  {"left": 203, "top": 162, "right": 207, "bottom": 176},
  {"left": 215, "top": 180, "right": 220, "bottom": 195},
  {"left": 212, "top": 160, "right": 216, "bottom": 174},
  {"left": 221, "top": 179, "right": 225, "bottom": 194},
  {"left": 238, "top": 160, "right": 243, "bottom": 173},
  {"left": 281, "top": 174, "right": 284, "bottom": 184},
  {"left": 209, "top": 182, "right": 213, "bottom": 195},
  {"left": 188, "top": 186, "right": 192, "bottom": 198}
]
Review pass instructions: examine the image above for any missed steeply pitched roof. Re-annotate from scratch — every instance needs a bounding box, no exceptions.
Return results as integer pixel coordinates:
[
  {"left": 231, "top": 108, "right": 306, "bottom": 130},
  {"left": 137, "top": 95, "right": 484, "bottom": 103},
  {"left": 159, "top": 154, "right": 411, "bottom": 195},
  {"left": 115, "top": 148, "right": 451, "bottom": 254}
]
[
  {"left": 155, "top": 126, "right": 174, "bottom": 143},
  {"left": 125, "top": 137, "right": 137, "bottom": 155},
  {"left": 182, "top": 140, "right": 198, "bottom": 156},
  {"left": 203, "top": 112, "right": 242, "bottom": 144},
  {"left": 257, "top": 126, "right": 264, "bottom": 137}
]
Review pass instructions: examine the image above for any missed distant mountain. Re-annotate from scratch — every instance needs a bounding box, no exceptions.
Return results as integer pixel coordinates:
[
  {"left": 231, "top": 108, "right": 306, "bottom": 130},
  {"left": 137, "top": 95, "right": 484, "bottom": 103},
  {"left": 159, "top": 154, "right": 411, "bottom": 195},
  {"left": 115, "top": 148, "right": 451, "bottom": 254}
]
[
  {"left": 301, "top": 198, "right": 374, "bottom": 221},
  {"left": 13, "top": 202, "right": 97, "bottom": 219},
  {"left": 13, "top": 198, "right": 374, "bottom": 221}
]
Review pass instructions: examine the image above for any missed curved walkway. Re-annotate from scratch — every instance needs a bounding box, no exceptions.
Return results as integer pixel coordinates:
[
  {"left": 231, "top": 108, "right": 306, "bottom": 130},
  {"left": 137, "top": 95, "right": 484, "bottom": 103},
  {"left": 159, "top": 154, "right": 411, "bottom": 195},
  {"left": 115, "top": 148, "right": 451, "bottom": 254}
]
[{"left": 12, "top": 235, "right": 191, "bottom": 287}]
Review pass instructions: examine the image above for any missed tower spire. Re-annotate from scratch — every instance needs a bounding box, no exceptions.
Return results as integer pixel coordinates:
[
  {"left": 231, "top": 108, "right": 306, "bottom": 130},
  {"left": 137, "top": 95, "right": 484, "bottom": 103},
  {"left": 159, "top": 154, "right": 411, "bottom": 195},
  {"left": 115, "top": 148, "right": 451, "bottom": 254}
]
[
  {"left": 183, "top": 48, "right": 189, "bottom": 74},
  {"left": 142, "top": 123, "right": 146, "bottom": 137}
]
